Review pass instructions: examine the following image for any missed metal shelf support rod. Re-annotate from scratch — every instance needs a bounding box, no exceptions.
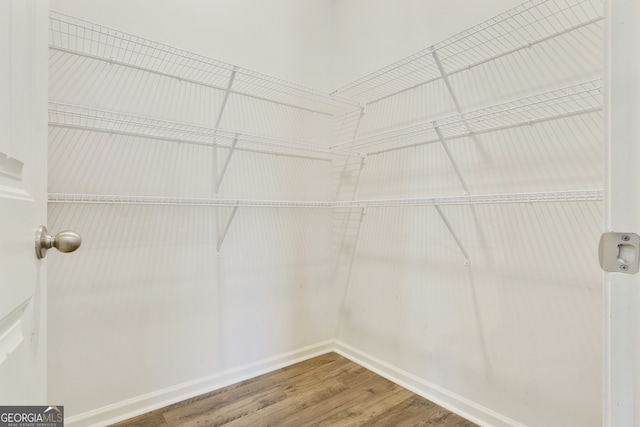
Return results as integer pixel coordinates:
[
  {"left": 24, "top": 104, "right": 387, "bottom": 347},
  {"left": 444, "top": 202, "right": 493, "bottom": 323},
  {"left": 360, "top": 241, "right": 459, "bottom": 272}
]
[
  {"left": 434, "top": 205, "right": 470, "bottom": 266},
  {"left": 215, "top": 135, "right": 239, "bottom": 195},
  {"left": 432, "top": 50, "right": 475, "bottom": 135},
  {"left": 214, "top": 67, "right": 237, "bottom": 130},
  {"left": 434, "top": 123, "right": 470, "bottom": 196},
  {"left": 352, "top": 105, "right": 366, "bottom": 141},
  {"left": 433, "top": 50, "right": 463, "bottom": 114},
  {"left": 217, "top": 205, "right": 239, "bottom": 255}
]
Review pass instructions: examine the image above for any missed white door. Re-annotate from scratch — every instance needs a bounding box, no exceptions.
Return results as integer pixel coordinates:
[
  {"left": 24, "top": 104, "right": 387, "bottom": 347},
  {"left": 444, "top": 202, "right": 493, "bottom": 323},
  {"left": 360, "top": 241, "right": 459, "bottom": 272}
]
[
  {"left": 0, "top": 0, "right": 49, "bottom": 404},
  {"left": 604, "top": 0, "right": 640, "bottom": 425}
]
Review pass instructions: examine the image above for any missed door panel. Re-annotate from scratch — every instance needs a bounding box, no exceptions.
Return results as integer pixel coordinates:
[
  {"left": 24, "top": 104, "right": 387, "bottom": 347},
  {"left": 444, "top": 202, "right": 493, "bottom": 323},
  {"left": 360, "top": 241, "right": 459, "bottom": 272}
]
[{"left": 0, "top": 0, "right": 49, "bottom": 404}]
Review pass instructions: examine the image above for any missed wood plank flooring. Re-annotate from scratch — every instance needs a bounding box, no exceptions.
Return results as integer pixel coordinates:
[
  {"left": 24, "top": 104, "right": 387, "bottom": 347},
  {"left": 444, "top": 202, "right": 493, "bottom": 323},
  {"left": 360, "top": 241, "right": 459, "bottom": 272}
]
[{"left": 111, "top": 352, "right": 477, "bottom": 427}]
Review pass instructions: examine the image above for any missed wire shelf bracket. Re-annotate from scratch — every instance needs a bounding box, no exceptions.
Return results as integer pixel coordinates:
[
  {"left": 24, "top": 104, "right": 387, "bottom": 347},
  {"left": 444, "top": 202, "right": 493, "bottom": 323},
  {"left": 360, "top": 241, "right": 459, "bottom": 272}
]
[
  {"left": 432, "top": 49, "right": 477, "bottom": 138},
  {"left": 355, "top": 107, "right": 369, "bottom": 166},
  {"left": 434, "top": 122, "right": 470, "bottom": 196},
  {"left": 215, "top": 134, "right": 239, "bottom": 195},
  {"left": 434, "top": 205, "right": 470, "bottom": 266},
  {"left": 432, "top": 49, "right": 480, "bottom": 194},
  {"left": 433, "top": 50, "right": 463, "bottom": 117},
  {"left": 214, "top": 66, "right": 237, "bottom": 130},
  {"left": 217, "top": 206, "right": 238, "bottom": 256},
  {"left": 352, "top": 105, "right": 367, "bottom": 142}
]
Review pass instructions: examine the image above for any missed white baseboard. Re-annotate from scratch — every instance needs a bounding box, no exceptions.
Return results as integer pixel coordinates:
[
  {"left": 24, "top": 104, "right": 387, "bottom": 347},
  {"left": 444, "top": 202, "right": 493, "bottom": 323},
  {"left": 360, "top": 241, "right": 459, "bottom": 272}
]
[
  {"left": 66, "top": 340, "right": 334, "bottom": 427},
  {"left": 333, "top": 340, "right": 525, "bottom": 427},
  {"left": 67, "top": 340, "right": 522, "bottom": 427}
]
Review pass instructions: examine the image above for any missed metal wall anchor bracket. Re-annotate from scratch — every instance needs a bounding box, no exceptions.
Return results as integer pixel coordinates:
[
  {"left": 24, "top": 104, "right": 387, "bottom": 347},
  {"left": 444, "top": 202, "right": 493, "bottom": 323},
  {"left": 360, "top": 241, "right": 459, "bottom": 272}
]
[{"left": 599, "top": 232, "right": 640, "bottom": 274}]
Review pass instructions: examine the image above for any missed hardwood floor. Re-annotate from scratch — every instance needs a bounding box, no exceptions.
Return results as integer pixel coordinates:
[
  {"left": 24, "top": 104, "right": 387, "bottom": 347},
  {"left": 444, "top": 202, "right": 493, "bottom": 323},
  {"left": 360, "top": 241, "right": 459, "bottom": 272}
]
[{"left": 111, "top": 353, "right": 477, "bottom": 427}]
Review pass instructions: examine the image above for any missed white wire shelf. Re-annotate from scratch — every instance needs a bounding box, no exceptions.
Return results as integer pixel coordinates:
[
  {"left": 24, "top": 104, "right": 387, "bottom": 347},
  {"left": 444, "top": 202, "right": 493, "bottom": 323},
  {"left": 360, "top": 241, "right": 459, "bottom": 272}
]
[
  {"left": 334, "top": 0, "right": 603, "bottom": 103},
  {"left": 334, "top": 189, "right": 603, "bottom": 208},
  {"left": 49, "top": 189, "right": 602, "bottom": 208},
  {"left": 48, "top": 102, "right": 363, "bottom": 159},
  {"left": 47, "top": 193, "right": 336, "bottom": 208},
  {"left": 334, "top": 79, "right": 603, "bottom": 154},
  {"left": 50, "top": 79, "right": 600, "bottom": 158},
  {"left": 49, "top": 11, "right": 361, "bottom": 116}
]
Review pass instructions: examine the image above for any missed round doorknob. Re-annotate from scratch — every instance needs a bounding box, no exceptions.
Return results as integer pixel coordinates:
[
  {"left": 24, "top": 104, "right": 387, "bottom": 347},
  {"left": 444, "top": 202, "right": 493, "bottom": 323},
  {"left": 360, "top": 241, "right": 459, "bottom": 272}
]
[{"left": 35, "top": 225, "right": 82, "bottom": 259}]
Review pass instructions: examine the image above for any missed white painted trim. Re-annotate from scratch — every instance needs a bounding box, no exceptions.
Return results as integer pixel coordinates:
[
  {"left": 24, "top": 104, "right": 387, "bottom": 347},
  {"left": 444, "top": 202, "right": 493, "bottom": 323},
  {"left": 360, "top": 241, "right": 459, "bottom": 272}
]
[
  {"left": 605, "top": 0, "right": 640, "bottom": 424},
  {"left": 333, "top": 341, "right": 526, "bottom": 427},
  {"left": 67, "top": 339, "right": 528, "bottom": 427},
  {"left": 66, "top": 340, "right": 334, "bottom": 427}
]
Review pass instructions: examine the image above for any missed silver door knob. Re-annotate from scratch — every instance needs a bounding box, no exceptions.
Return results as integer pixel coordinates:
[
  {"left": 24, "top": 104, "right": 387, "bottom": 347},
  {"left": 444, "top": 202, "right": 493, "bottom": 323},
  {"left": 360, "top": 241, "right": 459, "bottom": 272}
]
[{"left": 35, "top": 225, "right": 82, "bottom": 259}]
